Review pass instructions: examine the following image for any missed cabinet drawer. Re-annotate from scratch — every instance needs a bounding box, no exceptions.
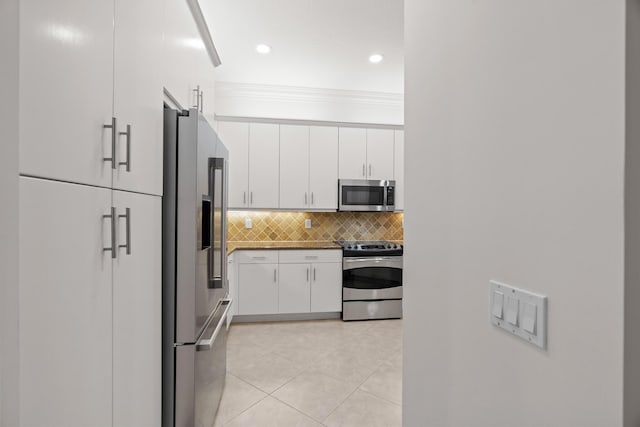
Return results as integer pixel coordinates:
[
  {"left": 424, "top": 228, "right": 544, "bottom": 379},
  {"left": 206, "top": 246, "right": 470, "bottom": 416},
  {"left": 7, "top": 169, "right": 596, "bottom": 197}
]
[
  {"left": 235, "top": 250, "right": 278, "bottom": 264},
  {"left": 278, "top": 249, "right": 342, "bottom": 264}
]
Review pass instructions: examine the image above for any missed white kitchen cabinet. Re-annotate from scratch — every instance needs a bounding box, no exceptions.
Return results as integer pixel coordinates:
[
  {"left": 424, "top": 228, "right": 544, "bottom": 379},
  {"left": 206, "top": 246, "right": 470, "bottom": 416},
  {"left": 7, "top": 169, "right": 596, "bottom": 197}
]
[
  {"left": 366, "top": 129, "right": 395, "bottom": 180},
  {"left": 339, "top": 128, "right": 368, "bottom": 179},
  {"left": 310, "top": 262, "right": 343, "bottom": 312},
  {"left": 20, "top": 0, "right": 164, "bottom": 196},
  {"left": 227, "top": 254, "right": 237, "bottom": 328},
  {"left": 338, "top": 127, "right": 395, "bottom": 181},
  {"left": 113, "top": 0, "right": 164, "bottom": 196},
  {"left": 19, "top": 0, "right": 114, "bottom": 189},
  {"left": 279, "top": 125, "right": 310, "bottom": 209},
  {"left": 394, "top": 130, "right": 405, "bottom": 211},
  {"left": 19, "top": 177, "right": 113, "bottom": 427},
  {"left": 112, "top": 190, "right": 161, "bottom": 427},
  {"left": 248, "top": 123, "right": 280, "bottom": 208},
  {"left": 238, "top": 263, "right": 279, "bottom": 315},
  {"left": 19, "top": 177, "right": 162, "bottom": 427},
  {"left": 217, "top": 121, "right": 249, "bottom": 208},
  {"left": 309, "top": 126, "right": 339, "bottom": 209},
  {"left": 278, "top": 263, "right": 312, "bottom": 314},
  {"left": 280, "top": 125, "right": 338, "bottom": 210}
]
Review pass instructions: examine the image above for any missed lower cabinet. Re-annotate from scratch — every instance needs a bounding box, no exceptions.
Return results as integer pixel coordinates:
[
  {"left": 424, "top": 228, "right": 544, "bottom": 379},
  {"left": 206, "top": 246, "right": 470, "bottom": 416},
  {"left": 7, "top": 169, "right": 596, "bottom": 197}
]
[
  {"left": 19, "top": 176, "right": 161, "bottom": 427},
  {"left": 235, "top": 249, "right": 342, "bottom": 316}
]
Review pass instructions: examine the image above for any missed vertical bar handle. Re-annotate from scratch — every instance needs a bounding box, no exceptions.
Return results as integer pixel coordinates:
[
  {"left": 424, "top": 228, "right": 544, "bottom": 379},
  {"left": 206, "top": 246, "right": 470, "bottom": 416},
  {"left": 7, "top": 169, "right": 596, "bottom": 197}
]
[
  {"left": 305, "top": 192, "right": 308, "bottom": 205},
  {"left": 243, "top": 191, "right": 246, "bottom": 205},
  {"left": 199, "top": 90, "right": 204, "bottom": 113},
  {"left": 362, "top": 164, "right": 365, "bottom": 177},
  {"left": 118, "top": 207, "right": 131, "bottom": 255},
  {"left": 273, "top": 268, "right": 277, "bottom": 282},
  {"left": 103, "top": 117, "right": 117, "bottom": 169},
  {"left": 193, "top": 85, "right": 200, "bottom": 109},
  {"left": 313, "top": 268, "right": 316, "bottom": 282},
  {"left": 369, "top": 164, "right": 372, "bottom": 177},
  {"left": 311, "top": 192, "right": 314, "bottom": 205},
  {"left": 118, "top": 124, "right": 131, "bottom": 172},
  {"left": 306, "top": 267, "right": 309, "bottom": 282},
  {"left": 103, "top": 207, "right": 117, "bottom": 259},
  {"left": 250, "top": 192, "right": 253, "bottom": 205}
]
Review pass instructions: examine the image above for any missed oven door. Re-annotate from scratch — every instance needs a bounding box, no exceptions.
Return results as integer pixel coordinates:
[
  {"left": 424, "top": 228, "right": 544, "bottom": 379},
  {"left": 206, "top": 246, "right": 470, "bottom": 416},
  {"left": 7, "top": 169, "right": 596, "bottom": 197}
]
[
  {"left": 338, "top": 179, "right": 391, "bottom": 212},
  {"left": 342, "top": 256, "right": 403, "bottom": 300}
]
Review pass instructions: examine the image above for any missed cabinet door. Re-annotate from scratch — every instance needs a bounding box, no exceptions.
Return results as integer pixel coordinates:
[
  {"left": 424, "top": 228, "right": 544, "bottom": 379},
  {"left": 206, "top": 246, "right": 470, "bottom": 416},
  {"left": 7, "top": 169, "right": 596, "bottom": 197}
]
[
  {"left": 19, "top": 0, "right": 114, "bottom": 188},
  {"left": 338, "top": 128, "right": 367, "bottom": 179},
  {"left": 278, "top": 263, "right": 311, "bottom": 314},
  {"left": 19, "top": 177, "right": 112, "bottom": 427},
  {"left": 394, "top": 130, "right": 405, "bottom": 210},
  {"left": 366, "top": 129, "right": 395, "bottom": 180},
  {"left": 238, "top": 263, "right": 278, "bottom": 315},
  {"left": 218, "top": 122, "right": 249, "bottom": 208},
  {"left": 163, "top": 0, "right": 199, "bottom": 109},
  {"left": 113, "top": 0, "right": 164, "bottom": 195},
  {"left": 279, "top": 125, "right": 309, "bottom": 209},
  {"left": 249, "top": 123, "right": 280, "bottom": 208},
  {"left": 309, "top": 126, "right": 338, "bottom": 209},
  {"left": 310, "top": 263, "right": 343, "bottom": 312},
  {"left": 112, "top": 191, "right": 161, "bottom": 427}
]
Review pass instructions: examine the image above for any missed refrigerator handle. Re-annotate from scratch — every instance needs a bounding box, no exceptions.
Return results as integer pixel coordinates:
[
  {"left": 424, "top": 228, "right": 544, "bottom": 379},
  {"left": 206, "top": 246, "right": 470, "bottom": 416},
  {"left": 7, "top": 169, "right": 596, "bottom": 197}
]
[{"left": 196, "top": 299, "right": 232, "bottom": 351}]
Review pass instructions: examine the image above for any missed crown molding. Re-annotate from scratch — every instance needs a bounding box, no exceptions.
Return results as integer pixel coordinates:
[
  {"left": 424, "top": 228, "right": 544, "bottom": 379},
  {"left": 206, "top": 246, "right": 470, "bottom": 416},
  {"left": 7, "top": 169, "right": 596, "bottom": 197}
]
[{"left": 215, "top": 82, "right": 404, "bottom": 107}]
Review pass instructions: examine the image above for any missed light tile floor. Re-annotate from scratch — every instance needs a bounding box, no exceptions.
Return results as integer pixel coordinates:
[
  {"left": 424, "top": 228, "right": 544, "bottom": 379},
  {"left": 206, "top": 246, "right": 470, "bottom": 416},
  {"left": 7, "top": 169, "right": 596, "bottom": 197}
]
[{"left": 214, "top": 319, "right": 402, "bottom": 427}]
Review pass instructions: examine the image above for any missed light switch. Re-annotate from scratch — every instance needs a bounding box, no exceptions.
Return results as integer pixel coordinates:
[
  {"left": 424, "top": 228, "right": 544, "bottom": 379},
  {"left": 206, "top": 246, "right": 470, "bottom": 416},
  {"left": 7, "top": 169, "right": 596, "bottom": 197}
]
[
  {"left": 506, "top": 296, "right": 519, "bottom": 326},
  {"left": 491, "top": 291, "right": 504, "bottom": 319},
  {"left": 245, "top": 218, "right": 252, "bottom": 229},
  {"left": 522, "top": 302, "right": 537, "bottom": 334}
]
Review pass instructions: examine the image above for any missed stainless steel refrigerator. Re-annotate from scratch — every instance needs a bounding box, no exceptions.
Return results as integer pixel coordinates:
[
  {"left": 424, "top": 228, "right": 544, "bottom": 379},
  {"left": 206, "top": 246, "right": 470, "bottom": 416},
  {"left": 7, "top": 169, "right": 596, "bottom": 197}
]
[{"left": 162, "top": 107, "right": 231, "bottom": 427}]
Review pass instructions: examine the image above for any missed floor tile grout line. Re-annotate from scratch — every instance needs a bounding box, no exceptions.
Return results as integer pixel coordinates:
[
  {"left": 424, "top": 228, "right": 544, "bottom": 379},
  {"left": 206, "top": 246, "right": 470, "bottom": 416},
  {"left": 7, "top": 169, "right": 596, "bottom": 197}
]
[
  {"left": 219, "top": 393, "right": 270, "bottom": 427},
  {"left": 270, "top": 393, "right": 329, "bottom": 425}
]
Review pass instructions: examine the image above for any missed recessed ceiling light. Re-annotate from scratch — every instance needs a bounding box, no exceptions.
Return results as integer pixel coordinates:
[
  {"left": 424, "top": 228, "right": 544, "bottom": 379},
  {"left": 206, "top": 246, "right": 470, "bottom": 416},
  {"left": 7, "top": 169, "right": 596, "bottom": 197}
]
[
  {"left": 369, "top": 53, "right": 384, "bottom": 64},
  {"left": 256, "top": 44, "right": 271, "bottom": 54}
]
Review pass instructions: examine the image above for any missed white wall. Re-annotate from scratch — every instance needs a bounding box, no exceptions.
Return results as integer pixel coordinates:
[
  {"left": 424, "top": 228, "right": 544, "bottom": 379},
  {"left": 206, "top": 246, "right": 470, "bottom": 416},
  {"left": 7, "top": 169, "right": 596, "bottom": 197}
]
[
  {"left": 0, "top": 0, "right": 19, "bottom": 425},
  {"left": 215, "top": 82, "right": 404, "bottom": 125},
  {"left": 404, "top": 1, "right": 626, "bottom": 426}
]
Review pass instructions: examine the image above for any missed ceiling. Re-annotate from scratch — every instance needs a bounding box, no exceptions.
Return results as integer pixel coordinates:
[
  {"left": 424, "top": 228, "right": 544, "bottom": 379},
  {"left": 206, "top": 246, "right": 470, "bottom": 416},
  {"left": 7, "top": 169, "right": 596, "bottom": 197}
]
[{"left": 200, "top": 0, "right": 404, "bottom": 94}]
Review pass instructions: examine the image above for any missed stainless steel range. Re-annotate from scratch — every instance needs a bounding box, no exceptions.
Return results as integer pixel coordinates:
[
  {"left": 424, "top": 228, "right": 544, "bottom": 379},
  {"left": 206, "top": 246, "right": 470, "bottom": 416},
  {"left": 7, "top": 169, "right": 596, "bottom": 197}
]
[{"left": 336, "top": 240, "right": 403, "bottom": 321}]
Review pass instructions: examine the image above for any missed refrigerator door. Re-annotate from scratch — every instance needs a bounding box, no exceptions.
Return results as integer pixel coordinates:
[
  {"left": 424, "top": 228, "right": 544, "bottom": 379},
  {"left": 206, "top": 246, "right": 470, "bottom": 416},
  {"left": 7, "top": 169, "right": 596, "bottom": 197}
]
[
  {"left": 175, "top": 110, "right": 229, "bottom": 343},
  {"left": 174, "top": 299, "right": 231, "bottom": 427}
]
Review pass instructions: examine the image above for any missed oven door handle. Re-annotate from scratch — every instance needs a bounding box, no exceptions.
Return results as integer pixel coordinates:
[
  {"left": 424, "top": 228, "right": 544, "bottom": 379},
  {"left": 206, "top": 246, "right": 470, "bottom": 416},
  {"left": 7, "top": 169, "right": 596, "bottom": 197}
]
[{"left": 343, "top": 257, "right": 403, "bottom": 270}]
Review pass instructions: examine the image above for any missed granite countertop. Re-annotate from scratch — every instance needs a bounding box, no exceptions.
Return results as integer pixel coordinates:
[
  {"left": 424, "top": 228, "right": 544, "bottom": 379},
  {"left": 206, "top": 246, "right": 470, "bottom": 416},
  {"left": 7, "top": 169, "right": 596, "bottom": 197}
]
[{"left": 228, "top": 241, "right": 342, "bottom": 254}]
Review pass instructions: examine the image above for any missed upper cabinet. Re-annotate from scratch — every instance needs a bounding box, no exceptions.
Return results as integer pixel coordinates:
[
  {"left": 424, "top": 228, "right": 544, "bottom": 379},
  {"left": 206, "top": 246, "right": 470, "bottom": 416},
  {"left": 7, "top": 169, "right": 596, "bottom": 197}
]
[
  {"left": 338, "top": 128, "right": 394, "bottom": 180},
  {"left": 394, "top": 130, "right": 405, "bottom": 211},
  {"left": 279, "top": 125, "right": 339, "bottom": 210},
  {"left": 218, "top": 122, "right": 279, "bottom": 209},
  {"left": 217, "top": 121, "right": 249, "bottom": 208},
  {"left": 19, "top": 0, "right": 163, "bottom": 196},
  {"left": 248, "top": 123, "right": 280, "bottom": 208}
]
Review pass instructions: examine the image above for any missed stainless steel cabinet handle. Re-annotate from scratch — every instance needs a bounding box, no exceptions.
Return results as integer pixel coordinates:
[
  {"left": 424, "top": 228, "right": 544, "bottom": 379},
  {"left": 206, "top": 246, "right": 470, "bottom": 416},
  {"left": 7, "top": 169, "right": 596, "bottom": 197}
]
[
  {"left": 103, "top": 117, "right": 117, "bottom": 169},
  {"left": 193, "top": 85, "right": 200, "bottom": 109},
  {"left": 306, "top": 268, "right": 309, "bottom": 282},
  {"left": 311, "top": 192, "right": 314, "bottom": 205},
  {"left": 362, "top": 164, "right": 365, "bottom": 177},
  {"left": 313, "top": 268, "right": 316, "bottom": 281},
  {"left": 118, "top": 207, "right": 131, "bottom": 255},
  {"left": 103, "top": 207, "right": 116, "bottom": 259},
  {"left": 199, "top": 90, "right": 204, "bottom": 113},
  {"left": 243, "top": 191, "right": 246, "bottom": 205},
  {"left": 250, "top": 192, "right": 253, "bottom": 205},
  {"left": 252, "top": 256, "right": 266, "bottom": 260},
  {"left": 369, "top": 164, "right": 372, "bottom": 176},
  {"left": 305, "top": 192, "right": 308, "bottom": 205},
  {"left": 304, "top": 255, "right": 318, "bottom": 260},
  {"left": 118, "top": 124, "right": 131, "bottom": 172},
  {"left": 273, "top": 268, "right": 277, "bottom": 282}
]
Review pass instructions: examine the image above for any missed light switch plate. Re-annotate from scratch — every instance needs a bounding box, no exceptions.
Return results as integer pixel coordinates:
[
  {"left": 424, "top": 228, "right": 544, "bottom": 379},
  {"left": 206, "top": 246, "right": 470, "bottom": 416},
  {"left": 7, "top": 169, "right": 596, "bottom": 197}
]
[
  {"left": 305, "top": 219, "right": 311, "bottom": 229},
  {"left": 245, "top": 218, "right": 252, "bottom": 229},
  {"left": 489, "top": 280, "right": 547, "bottom": 349}
]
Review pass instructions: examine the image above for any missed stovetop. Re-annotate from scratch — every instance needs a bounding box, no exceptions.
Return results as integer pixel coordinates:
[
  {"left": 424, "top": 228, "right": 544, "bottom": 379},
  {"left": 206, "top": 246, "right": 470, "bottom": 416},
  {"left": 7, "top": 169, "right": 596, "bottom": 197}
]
[{"left": 336, "top": 240, "right": 403, "bottom": 256}]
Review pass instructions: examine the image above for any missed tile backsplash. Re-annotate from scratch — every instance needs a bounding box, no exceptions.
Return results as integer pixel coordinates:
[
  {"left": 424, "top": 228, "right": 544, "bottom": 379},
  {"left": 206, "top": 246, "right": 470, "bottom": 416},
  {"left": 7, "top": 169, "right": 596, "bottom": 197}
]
[{"left": 228, "top": 211, "right": 403, "bottom": 242}]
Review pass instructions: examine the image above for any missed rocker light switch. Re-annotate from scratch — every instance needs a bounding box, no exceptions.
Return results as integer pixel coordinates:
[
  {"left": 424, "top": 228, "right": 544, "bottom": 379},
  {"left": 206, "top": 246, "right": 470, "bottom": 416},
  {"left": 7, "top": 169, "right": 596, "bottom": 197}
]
[
  {"left": 522, "top": 302, "right": 537, "bottom": 334},
  {"left": 491, "top": 291, "right": 504, "bottom": 319},
  {"left": 506, "top": 296, "right": 519, "bottom": 326}
]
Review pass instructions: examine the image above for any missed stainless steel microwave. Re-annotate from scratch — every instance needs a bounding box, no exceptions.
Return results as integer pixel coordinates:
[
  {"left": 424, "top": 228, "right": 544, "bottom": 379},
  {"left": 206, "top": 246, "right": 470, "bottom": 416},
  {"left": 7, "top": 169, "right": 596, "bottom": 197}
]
[{"left": 338, "top": 179, "right": 395, "bottom": 212}]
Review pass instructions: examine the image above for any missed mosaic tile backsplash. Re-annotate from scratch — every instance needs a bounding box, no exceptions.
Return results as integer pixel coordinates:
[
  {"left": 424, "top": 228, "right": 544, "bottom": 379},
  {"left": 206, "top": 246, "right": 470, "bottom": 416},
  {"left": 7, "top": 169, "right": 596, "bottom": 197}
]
[{"left": 228, "top": 211, "right": 404, "bottom": 243}]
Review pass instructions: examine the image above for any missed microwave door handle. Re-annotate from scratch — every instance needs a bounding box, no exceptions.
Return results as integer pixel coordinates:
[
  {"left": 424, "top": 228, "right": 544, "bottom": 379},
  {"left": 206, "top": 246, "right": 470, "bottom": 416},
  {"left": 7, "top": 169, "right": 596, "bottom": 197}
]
[{"left": 196, "top": 299, "right": 232, "bottom": 351}]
